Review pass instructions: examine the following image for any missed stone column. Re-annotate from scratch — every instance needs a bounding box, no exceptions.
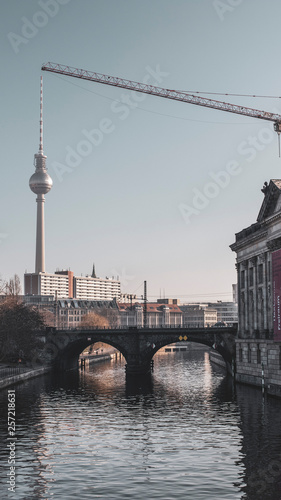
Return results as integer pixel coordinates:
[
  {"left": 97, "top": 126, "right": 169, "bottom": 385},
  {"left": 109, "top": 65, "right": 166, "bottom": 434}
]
[
  {"left": 243, "top": 260, "right": 249, "bottom": 334},
  {"left": 261, "top": 253, "right": 267, "bottom": 332},
  {"left": 236, "top": 262, "right": 243, "bottom": 336},
  {"left": 251, "top": 257, "right": 258, "bottom": 332},
  {"left": 267, "top": 253, "right": 272, "bottom": 333},
  {"left": 263, "top": 252, "right": 271, "bottom": 330}
]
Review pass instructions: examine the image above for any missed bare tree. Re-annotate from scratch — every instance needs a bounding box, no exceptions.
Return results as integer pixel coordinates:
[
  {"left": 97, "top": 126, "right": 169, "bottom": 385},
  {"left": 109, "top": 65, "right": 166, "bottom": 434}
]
[
  {"left": 0, "top": 277, "right": 6, "bottom": 297},
  {"left": 4, "top": 274, "right": 21, "bottom": 297},
  {"left": 80, "top": 312, "right": 109, "bottom": 328},
  {"left": 39, "top": 308, "right": 56, "bottom": 327},
  {"left": 0, "top": 298, "right": 44, "bottom": 363},
  {"left": 100, "top": 306, "right": 120, "bottom": 327}
]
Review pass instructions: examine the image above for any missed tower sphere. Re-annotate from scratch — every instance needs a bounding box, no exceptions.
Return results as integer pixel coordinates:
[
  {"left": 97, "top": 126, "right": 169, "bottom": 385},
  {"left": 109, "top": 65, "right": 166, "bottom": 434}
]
[{"left": 29, "top": 170, "right": 53, "bottom": 195}]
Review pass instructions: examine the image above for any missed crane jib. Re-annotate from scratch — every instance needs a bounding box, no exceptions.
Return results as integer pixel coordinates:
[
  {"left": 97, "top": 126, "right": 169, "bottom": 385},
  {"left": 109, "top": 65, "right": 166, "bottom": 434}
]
[{"left": 41, "top": 62, "right": 281, "bottom": 131}]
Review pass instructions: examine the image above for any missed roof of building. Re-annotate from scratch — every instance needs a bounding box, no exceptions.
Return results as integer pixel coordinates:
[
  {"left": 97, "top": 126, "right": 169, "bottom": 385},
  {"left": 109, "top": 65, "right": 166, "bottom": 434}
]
[
  {"left": 180, "top": 304, "right": 217, "bottom": 312},
  {"left": 257, "top": 179, "right": 281, "bottom": 223},
  {"left": 118, "top": 302, "right": 182, "bottom": 313},
  {"left": 230, "top": 180, "right": 281, "bottom": 247},
  {"left": 57, "top": 299, "right": 118, "bottom": 309}
]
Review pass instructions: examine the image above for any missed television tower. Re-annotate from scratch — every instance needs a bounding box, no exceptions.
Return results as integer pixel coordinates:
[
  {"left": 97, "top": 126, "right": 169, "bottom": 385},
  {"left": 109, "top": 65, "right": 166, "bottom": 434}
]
[{"left": 29, "top": 76, "right": 53, "bottom": 273}]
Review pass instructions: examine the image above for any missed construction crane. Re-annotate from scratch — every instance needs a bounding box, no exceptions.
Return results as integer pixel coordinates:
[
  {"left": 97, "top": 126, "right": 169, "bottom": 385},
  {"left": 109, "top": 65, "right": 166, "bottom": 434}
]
[{"left": 41, "top": 62, "right": 281, "bottom": 154}]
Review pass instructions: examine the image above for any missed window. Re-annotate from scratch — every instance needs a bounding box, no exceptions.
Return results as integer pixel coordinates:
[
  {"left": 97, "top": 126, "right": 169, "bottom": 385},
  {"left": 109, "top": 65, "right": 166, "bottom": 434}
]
[
  {"left": 239, "top": 344, "right": 243, "bottom": 362},
  {"left": 249, "top": 268, "right": 254, "bottom": 287},
  {"left": 248, "top": 344, "right": 251, "bottom": 363},
  {"left": 241, "top": 270, "right": 245, "bottom": 289},
  {"left": 257, "top": 344, "right": 261, "bottom": 364},
  {"left": 258, "top": 264, "right": 263, "bottom": 284}
]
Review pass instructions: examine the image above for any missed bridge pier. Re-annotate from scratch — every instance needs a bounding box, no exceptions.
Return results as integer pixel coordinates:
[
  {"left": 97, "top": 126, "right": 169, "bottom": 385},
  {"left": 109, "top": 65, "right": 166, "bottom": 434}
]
[
  {"left": 54, "top": 355, "right": 79, "bottom": 372},
  {"left": 125, "top": 361, "right": 151, "bottom": 376}
]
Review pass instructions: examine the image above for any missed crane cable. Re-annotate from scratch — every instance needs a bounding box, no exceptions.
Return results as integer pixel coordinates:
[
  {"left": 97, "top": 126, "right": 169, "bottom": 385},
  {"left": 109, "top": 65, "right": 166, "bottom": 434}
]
[
  {"left": 51, "top": 74, "right": 262, "bottom": 125},
  {"left": 178, "top": 90, "right": 281, "bottom": 99}
]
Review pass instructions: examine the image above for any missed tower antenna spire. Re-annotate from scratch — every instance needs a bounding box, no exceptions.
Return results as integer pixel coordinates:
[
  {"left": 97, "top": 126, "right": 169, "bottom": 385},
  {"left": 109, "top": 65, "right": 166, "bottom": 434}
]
[{"left": 39, "top": 75, "right": 43, "bottom": 153}]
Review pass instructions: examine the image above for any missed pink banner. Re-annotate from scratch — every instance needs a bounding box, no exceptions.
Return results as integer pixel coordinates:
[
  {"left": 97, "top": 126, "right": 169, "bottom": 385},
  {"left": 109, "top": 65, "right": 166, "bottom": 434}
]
[{"left": 272, "top": 248, "right": 281, "bottom": 341}]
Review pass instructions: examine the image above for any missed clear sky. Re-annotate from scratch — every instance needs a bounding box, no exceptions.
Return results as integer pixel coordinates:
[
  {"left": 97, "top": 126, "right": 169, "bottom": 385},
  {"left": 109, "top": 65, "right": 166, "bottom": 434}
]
[{"left": 1, "top": 0, "right": 281, "bottom": 301}]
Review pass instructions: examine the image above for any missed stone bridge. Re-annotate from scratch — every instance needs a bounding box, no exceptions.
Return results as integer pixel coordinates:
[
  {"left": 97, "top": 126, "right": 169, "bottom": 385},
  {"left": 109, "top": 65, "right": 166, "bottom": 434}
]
[{"left": 40, "top": 325, "right": 237, "bottom": 376}]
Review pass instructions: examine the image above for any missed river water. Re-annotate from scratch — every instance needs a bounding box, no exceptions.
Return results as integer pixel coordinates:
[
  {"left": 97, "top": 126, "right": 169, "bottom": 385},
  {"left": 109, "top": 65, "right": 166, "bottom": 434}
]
[{"left": 1, "top": 349, "right": 281, "bottom": 500}]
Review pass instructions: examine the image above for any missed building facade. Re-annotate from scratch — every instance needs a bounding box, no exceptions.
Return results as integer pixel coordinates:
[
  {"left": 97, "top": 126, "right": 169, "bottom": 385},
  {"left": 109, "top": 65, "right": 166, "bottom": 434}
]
[
  {"left": 73, "top": 275, "right": 120, "bottom": 301},
  {"left": 56, "top": 298, "right": 119, "bottom": 329},
  {"left": 118, "top": 301, "right": 183, "bottom": 328},
  {"left": 24, "top": 269, "right": 121, "bottom": 301},
  {"left": 24, "top": 271, "right": 72, "bottom": 298},
  {"left": 180, "top": 304, "right": 217, "bottom": 328},
  {"left": 207, "top": 301, "right": 238, "bottom": 324},
  {"left": 23, "top": 295, "right": 119, "bottom": 329},
  {"left": 230, "top": 180, "right": 281, "bottom": 397}
]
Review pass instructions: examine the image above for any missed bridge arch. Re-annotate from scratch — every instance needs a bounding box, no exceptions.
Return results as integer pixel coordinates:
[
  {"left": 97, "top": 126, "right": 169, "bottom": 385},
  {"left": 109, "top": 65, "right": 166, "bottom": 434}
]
[
  {"left": 51, "top": 335, "right": 129, "bottom": 371},
  {"left": 140, "top": 337, "right": 231, "bottom": 373}
]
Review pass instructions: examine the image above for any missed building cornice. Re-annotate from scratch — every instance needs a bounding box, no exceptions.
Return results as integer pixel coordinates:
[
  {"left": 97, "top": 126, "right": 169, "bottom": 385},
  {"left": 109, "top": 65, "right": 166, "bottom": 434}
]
[
  {"left": 263, "top": 211, "right": 281, "bottom": 225},
  {"left": 231, "top": 211, "right": 281, "bottom": 253},
  {"left": 230, "top": 230, "right": 268, "bottom": 252},
  {"left": 267, "top": 237, "right": 281, "bottom": 252}
]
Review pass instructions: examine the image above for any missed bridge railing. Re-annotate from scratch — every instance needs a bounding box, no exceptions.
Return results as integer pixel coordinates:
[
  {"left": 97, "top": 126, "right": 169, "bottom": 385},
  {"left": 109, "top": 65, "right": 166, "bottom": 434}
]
[
  {"left": 44, "top": 323, "right": 238, "bottom": 333},
  {"left": 0, "top": 365, "right": 31, "bottom": 380}
]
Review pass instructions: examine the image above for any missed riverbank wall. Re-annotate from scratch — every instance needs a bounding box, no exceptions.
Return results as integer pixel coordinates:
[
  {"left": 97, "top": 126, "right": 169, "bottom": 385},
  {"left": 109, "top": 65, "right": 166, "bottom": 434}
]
[
  {"left": 235, "top": 339, "right": 281, "bottom": 398},
  {"left": 79, "top": 353, "right": 112, "bottom": 367},
  {"left": 0, "top": 353, "right": 115, "bottom": 389},
  {"left": 209, "top": 350, "right": 227, "bottom": 370},
  {"left": 0, "top": 366, "right": 51, "bottom": 390}
]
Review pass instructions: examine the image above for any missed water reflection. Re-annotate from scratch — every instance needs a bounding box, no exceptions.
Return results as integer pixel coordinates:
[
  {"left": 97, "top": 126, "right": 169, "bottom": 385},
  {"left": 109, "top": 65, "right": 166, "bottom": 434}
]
[
  {"left": 236, "top": 384, "right": 281, "bottom": 500},
  {"left": 125, "top": 373, "right": 154, "bottom": 397},
  {"left": 0, "top": 351, "right": 280, "bottom": 499}
]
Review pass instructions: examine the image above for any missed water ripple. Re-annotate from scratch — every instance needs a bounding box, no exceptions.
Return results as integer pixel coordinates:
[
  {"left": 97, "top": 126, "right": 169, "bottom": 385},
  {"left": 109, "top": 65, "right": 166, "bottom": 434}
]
[{"left": 1, "top": 350, "right": 281, "bottom": 499}]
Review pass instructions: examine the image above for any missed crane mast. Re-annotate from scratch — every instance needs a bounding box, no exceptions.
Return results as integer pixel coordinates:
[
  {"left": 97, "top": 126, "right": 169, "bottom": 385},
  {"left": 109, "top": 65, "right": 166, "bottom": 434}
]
[{"left": 41, "top": 62, "right": 281, "bottom": 150}]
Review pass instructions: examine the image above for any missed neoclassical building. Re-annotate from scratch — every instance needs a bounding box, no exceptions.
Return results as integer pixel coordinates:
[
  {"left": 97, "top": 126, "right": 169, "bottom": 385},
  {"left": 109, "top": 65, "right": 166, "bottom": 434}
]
[
  {"left": 230, "top": 179, "right": 281, "bottom": 396},
  {"left": 118, "top": 300, "right": 183, "bottom": 328}
]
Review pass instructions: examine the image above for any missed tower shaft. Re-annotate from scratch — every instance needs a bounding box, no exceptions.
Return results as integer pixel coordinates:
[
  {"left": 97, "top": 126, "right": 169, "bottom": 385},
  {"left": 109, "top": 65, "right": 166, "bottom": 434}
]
[{"left": 35, "top": 194, "right": 45, "bottom": 273}]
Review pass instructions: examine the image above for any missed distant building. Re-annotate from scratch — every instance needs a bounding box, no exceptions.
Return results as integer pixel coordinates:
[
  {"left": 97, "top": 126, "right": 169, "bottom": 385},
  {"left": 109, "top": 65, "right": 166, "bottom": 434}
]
[
  {"left": 207, "top": 301, "right": 238, "bottom": 324},
  {"left": 24, "top": 296, "right": 183, "bottom": 329},
  {"left": 230, "top": 179, "right": 281, "bottom": 397},
  {"left": 73, "top": 275, "right": 121, "bottom": 301},
  {"left": 24, "top": 270, "right": 73, "bottom": 298},
  {"left": 56, "top": 298, "right": 119, "bottom": 329},
  {"left": 179, "top": 297, "right": 237, "bottom": 326},
  {"left": 24, "top": 269, "right": 121, "bottom": 301},
  {"left": 157, "top": 298, "right": 180, "bottom": 305},
  {"left": 23, "top": 295, "right": 119, "bottom": 329},
  {"left": 180, "top": 304, "right": 217, "bottom": 328},
  {"left": 232, "top": 284, "right": 238, "bottom": 303},
  {"left": 24, "top": 294, "right": 54, "bottom": 307},
  {"left": 119, "top": 293, "right": 138, "bottom": 304},
  {"left": 118, "top": 302, "right": 183, "bottom": 327}
]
